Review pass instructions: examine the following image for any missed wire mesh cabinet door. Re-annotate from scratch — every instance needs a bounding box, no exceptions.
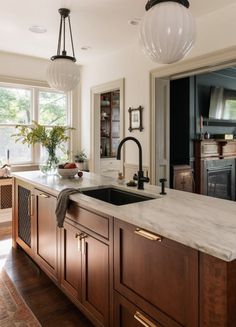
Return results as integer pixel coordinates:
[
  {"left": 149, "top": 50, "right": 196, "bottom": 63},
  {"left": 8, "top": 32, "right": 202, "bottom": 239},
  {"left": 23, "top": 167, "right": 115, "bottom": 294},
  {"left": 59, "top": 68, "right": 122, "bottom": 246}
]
[{"left": 14, "top": 179, "right": 35, "bottom": 257}]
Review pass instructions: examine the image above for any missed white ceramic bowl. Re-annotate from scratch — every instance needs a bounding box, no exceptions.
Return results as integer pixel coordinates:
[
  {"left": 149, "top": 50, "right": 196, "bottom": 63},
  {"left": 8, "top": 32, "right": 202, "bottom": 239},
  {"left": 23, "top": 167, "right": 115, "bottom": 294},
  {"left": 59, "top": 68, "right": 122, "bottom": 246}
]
[{"left": 57, "top": 167, "right": 78, "bottom": 178}]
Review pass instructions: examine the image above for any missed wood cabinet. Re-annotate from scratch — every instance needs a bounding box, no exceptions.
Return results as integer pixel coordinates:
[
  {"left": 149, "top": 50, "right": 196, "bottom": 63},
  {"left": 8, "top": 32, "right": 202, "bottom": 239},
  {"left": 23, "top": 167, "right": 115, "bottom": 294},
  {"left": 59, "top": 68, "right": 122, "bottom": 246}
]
[
  {"left": 14, "top": 179, "right": 35, "bottom": 257},
  {"left": 61, "top": 220, "right": 82, "bottom": 300},
  {"left": 114, "top": 291, "right": 163, "bottom": 327},
  {"left": 61, "top": 204, "right": 112, "bottom": 327},
  {"left": 173, "top": 165, "right": 194, "bottom": 193},
  {"left": 114, "top": 218, "right": 199, "bottom": 327},
  {"left": 34, "top": 189, "right": 59, "bottom": 283},
  {"left": 13, "top": 178, "right": 236, "bottom": 326},
  {"left": 194, "top": 140, "right": 236, "bottom": 198}
]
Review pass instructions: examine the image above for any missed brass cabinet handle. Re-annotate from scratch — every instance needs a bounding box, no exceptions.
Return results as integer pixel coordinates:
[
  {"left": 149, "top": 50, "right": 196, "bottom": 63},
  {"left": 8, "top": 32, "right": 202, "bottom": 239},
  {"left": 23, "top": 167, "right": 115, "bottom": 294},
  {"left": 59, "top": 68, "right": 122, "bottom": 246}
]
[
  {"left": 75, "top": 233, "right": 83, "bottom": 252},
  {"left": 75, "top": 233, "right": 87, "bottom": 252},
  {"left": 28, "top": 194, "right": 34, "bottom": 217},
  {"left": 134, "top": 228, "right": 162, "bottom": 242},
  {"left": 134, "top": 311, "right": 157, "bottom": 327},
  {"left": 38, "top": 193, "right": 50, "bottom": 198},
  {"left": 80, "top": 234, "right": 88, "bottom": 255}
]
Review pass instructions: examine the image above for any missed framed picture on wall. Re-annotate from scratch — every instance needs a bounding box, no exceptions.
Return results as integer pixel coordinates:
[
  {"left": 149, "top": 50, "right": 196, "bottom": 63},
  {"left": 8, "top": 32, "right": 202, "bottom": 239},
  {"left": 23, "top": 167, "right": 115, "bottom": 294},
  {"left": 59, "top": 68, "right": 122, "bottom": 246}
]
[{"left": 128, "top": 106, "right": 143, "bottom": 132}]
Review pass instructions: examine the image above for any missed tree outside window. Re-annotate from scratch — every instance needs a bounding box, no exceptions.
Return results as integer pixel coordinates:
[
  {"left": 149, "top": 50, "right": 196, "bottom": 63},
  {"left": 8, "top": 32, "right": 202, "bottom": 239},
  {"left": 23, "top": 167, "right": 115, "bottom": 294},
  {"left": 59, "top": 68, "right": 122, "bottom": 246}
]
[{"left": 0, "top": 84, "right": 70, "bottom": 165}]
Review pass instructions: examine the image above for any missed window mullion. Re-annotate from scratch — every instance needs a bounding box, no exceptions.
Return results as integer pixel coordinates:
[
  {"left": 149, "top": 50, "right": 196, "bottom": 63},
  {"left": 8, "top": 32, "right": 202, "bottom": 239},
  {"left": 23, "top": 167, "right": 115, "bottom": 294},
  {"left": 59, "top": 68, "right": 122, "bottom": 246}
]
[{"left": 33, "top": 88, "right": 40, "bottom": 164}]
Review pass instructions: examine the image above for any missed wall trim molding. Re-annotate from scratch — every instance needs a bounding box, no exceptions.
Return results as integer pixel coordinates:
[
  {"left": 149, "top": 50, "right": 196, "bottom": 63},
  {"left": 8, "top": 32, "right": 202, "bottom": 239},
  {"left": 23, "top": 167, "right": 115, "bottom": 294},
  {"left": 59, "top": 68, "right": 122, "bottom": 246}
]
[
  {"left": 0, "top": 75, "right": 48, "bottom": 88},
  {"left": 150, "top": 45, "right": 236, "bottom": 185}
]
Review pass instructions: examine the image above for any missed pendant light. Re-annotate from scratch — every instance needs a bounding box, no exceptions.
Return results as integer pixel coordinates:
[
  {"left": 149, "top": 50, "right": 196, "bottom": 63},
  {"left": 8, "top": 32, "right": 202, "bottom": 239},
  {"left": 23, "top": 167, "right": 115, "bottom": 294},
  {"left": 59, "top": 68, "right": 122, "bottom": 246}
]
[
  {"left": 139, "top": 0, "right": 196, "bottom": 64},
  {"left": 47, "top": 8, "right": 80, "bottom": 92}
]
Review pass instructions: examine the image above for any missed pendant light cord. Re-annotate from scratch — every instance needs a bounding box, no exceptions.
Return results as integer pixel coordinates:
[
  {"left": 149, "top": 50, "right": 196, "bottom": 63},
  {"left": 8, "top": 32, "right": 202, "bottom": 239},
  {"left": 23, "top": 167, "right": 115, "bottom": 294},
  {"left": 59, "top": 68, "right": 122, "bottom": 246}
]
[
  {"left": 68, "top": 16, "right": 76, "bottom": 59},
  {"left": 53, "top": 8, "right": 76, "bottom": 60},
  {"left": 57, "top": 15, "right": 63, "bottom": 56},
  {"left": 63, "top": 16, "right": 66, "bottom": 56}
]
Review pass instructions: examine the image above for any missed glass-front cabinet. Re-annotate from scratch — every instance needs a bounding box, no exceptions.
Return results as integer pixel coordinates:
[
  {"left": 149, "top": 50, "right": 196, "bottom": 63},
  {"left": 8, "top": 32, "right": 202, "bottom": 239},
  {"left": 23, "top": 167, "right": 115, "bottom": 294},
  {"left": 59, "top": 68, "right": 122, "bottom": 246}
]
[{"left": 100, "top": 90, "right": 120, "bottom": 158}]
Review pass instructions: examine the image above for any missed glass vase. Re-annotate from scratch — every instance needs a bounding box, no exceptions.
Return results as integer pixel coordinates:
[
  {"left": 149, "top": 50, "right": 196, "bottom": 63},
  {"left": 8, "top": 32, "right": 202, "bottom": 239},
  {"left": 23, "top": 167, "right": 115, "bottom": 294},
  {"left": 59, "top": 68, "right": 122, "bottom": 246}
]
[{"left": 39, "top": 151, "right": 59, "bottom": 176}]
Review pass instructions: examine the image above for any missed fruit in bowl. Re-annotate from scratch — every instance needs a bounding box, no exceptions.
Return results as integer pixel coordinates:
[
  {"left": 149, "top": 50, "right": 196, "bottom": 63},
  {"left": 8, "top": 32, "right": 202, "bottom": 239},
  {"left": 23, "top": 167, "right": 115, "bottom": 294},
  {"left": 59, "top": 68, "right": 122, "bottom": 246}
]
[{"left": 57, "top": 162, "right": 79, "bottom": 178}]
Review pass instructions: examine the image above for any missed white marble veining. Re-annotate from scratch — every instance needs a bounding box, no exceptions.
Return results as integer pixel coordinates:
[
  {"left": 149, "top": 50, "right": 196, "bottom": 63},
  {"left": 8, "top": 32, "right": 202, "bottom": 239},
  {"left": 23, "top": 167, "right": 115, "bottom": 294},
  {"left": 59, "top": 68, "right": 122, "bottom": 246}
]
[{"left": 12, "top": 171, "right": 236, "bottom": 262}]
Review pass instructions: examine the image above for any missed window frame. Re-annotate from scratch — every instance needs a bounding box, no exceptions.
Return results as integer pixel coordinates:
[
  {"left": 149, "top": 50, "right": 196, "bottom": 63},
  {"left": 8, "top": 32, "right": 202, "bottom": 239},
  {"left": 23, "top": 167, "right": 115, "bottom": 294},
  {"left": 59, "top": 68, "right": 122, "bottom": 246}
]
[{"left": 0, "top": 81, "right": 72, "bottom": 165}]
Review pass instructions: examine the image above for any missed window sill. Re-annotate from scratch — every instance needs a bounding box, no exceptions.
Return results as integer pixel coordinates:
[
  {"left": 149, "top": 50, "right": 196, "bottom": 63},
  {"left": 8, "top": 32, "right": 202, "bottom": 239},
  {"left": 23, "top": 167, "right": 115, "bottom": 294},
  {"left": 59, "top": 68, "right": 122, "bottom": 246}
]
[{"left": 11, "top": 164, "right": 39, "bottom": 172}]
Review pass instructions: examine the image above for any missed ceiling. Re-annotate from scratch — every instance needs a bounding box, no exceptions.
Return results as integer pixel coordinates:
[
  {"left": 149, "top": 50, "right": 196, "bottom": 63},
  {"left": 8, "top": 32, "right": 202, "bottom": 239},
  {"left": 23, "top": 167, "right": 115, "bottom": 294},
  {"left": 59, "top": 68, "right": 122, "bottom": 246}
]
[{"left": 0, "top": 0, "right": 235, "bottom": 64}]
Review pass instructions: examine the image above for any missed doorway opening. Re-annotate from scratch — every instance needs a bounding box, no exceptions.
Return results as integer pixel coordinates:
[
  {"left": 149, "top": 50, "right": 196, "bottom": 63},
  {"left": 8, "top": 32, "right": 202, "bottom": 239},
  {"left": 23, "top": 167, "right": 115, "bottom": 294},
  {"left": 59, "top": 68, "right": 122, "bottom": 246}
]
[{"left": 150, "top": 47, "right": 236, "bottom": 191}]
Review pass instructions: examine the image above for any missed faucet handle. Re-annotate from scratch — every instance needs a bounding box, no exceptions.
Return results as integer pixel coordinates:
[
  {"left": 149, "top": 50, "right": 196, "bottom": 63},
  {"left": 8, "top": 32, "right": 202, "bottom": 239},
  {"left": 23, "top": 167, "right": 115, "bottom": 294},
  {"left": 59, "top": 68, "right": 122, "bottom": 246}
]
[
  {"left": 133, "top": 173, "right": 138, "bottom": 181},
  {"left": 159, "top": 178, "right": 167, "bottom": 195}
]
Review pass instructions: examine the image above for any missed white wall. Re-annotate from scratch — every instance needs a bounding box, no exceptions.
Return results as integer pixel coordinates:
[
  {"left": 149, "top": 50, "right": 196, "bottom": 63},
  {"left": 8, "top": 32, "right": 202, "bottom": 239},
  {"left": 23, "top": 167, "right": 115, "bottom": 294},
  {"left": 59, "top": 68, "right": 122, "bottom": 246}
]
[
  {"left": 81, "top": 45, "right": 156, "bottom": 168},
  {"left": 81, "top": 3, "right": 236, "bottom": 171},
  {"left": 0, "top": 51, "right": 48, "bottom": 82}
]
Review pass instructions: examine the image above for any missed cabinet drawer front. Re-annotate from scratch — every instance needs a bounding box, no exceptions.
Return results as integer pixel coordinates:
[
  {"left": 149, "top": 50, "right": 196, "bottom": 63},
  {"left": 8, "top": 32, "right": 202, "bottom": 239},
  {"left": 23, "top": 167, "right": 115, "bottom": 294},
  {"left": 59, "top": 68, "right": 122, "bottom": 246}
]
[
  {"left": 67, "top": 204, "right": 109, "bottom": 239},
  {"left": 114, "top": 292, "right": 165, "bottom": 327},
  {"left": 114, "top": 219, "right": 198, "bottom": 327}
]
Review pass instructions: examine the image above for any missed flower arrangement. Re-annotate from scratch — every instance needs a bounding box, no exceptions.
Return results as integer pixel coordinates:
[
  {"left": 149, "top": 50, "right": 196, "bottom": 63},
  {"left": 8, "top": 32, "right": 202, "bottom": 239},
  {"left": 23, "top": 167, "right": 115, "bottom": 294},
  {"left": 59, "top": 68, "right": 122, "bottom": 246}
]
[{"left": 13, "top": 121, "right": 74, "bottom": 174}]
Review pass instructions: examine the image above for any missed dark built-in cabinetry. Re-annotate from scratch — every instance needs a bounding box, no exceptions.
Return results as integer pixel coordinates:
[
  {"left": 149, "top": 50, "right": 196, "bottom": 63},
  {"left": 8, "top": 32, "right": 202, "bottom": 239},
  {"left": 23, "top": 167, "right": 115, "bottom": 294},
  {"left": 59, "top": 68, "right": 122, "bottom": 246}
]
[
  {"left": 170, "top": 69, "right": 236, "bottom": 200},
  {"left": 194, "top": 139, "right": 236, "bottom": 201}
]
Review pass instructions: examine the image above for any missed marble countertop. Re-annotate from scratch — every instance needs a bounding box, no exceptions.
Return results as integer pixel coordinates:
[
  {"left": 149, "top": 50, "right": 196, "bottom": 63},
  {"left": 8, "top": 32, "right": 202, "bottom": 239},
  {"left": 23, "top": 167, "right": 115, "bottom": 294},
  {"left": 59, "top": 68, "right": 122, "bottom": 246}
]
[{"left": 12, "top": 171, "right": 236, "bottom": 262}]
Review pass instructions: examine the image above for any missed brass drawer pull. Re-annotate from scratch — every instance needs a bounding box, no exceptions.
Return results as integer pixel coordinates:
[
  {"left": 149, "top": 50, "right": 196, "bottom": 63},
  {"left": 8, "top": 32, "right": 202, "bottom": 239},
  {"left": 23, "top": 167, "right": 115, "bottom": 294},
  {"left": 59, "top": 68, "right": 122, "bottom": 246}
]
[
  {"left": 134, "top": 228, "right": 162, "bottom": 242},
  {"left": 28, "top": 194, "right": 34, "bottom": 217},
  {"left": 80, "top": 234, "right": 88, "bottom": 255},
  {"left": 134, "top": 311, "right": 157, "bottom": 327},
  {"left": 75, "top": 233, "right": 83, "bottom": 252},
  {"left": 39, "top": 193, "right": 50, "bottom": 198}
]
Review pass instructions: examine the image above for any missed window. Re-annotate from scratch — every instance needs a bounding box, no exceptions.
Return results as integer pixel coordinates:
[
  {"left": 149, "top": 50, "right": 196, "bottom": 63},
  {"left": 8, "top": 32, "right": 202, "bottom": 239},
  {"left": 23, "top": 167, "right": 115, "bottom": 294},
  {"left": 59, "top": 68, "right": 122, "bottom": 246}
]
[{"left": 0, "top": 83, "right": 70, "bottom": 165}]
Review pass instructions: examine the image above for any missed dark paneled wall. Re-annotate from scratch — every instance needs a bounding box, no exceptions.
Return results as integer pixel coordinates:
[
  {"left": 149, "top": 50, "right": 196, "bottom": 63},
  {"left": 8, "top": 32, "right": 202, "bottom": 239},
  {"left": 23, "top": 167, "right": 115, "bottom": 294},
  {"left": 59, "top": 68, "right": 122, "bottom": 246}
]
[
  {"left": 170, "top": 77, "right": 196, "bottom": 187},
  {"left": 170, "top": 69, "right": 236, "bottom": 188},
  {"left": 196, "top": 71, "right": 236, "bottom": 135}
]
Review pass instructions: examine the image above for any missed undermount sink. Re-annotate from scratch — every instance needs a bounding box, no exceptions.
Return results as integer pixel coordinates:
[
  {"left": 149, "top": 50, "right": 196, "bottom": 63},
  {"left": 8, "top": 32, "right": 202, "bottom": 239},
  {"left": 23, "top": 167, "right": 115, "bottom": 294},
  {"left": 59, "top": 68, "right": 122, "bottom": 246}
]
[{"left": 80, "top": 187, "right": 155, "bottom": 206}]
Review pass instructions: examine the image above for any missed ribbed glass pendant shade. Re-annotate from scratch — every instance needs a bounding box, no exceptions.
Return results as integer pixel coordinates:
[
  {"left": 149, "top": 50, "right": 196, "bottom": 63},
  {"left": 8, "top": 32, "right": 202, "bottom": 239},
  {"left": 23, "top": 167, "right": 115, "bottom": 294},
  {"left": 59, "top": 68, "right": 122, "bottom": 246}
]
[
  {"left": 47, "top": 58, "right": 80, "bottom": 92},
  {"left": 139, "top": 2, "right": 196, "bottom": 64},
  {"left": 46, "top": 8, "right": 80, "bottom": 92}
]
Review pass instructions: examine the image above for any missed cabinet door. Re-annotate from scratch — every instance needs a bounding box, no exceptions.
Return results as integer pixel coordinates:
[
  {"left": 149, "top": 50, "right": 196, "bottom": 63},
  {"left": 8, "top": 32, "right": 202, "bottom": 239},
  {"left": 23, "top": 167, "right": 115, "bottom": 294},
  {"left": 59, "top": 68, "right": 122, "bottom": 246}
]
[
  {"left": 61, "top": 221, "right": 82, "bottom": 301},
  {"left": 114, "top": 219, "right": 198, "bottom": 327},
  {"left": 174, "top": 170, "right": 194, "bottom": 193},
  {"left": 15, "top": 180, "right": 35, "bottom": 257},
  {"left": 82, "top": 233, "right": 109, "bottom": 327},
  {"left": 34, "top": 189, "right": 59, "bottom": 282},
  {"left": 114, "top": 292, "right": 163, "bottom": 327}
]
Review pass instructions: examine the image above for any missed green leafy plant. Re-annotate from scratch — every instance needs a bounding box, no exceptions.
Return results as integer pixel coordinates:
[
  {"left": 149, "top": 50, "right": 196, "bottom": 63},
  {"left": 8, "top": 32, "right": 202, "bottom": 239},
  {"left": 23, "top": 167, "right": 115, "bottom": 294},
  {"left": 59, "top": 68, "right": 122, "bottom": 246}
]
[
  {"left": 13, "top": 121, "right": 73, "bottom": 165},
  {"left": 75, "top": 149, "right": 87, "bottom": 163}
]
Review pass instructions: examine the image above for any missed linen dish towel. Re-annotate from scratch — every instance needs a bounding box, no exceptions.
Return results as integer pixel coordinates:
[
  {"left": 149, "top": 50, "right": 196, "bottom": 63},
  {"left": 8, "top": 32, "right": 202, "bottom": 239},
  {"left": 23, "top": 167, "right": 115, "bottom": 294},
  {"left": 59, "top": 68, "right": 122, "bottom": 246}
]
[{"left": 55, "top": 188, "right": 79, "bottom": 227}]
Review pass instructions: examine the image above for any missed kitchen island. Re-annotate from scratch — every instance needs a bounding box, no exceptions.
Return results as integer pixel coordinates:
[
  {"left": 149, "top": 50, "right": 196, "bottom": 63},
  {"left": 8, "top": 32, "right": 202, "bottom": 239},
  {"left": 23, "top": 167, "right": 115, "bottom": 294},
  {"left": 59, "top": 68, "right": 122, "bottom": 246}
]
[{"left": 12, "top": 171, "right": 236, "bottom": 327}]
